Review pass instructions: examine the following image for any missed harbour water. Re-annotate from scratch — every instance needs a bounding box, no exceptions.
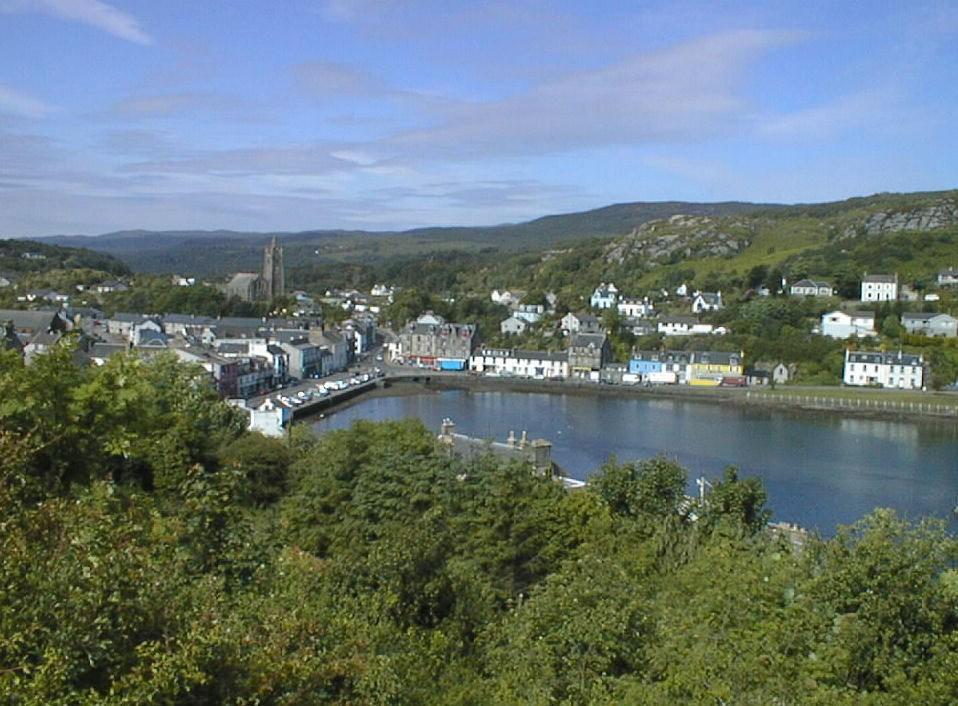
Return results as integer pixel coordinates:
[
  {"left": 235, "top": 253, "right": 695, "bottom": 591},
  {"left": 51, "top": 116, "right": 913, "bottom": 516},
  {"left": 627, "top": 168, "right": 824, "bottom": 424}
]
[{"left": 311, "top": 389, "right": 958, "bottom": 534}]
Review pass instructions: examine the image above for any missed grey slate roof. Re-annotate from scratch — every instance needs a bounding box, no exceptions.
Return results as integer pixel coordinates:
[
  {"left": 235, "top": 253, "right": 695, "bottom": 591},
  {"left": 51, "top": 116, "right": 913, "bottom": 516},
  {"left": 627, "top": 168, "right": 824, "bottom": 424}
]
[
  {"left": 847, "top": 350, "right": 922, "bottom": 366},
  {"left": 862, "top": 273, "right": 897, "bottom": 283}
]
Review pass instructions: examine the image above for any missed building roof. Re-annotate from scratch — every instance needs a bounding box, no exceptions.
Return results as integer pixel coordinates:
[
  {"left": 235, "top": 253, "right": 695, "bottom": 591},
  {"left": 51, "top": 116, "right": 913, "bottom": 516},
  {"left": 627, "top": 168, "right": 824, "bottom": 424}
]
[
  {"left": 902, "top": 312, "right": 956, "bottom": 323},
  {"left": 862, "top": 273, "right": 898, "bottom": 283},
  {"left": 217, "top": 342, "right": 250, "bottom": 355},
  {"left": 110, "top": 312, "right": 149, "bottom": 323},
  {"left": 89, "top": 342, "right": 127, "bottom": 359},
  {"left": 163, "top": 313, "right": 215, "bottom": 325},
  {"left": 693, "top": 350, "right": 741, "bottom": 365},
  {"left": 660, "top": 315, "right": 698, "bottom": 325},
  {"left": 791, "top": 279, "right": 832, "bottom": 289},
  {"left": 0, "top": 308, "right": 64, "bottom": 333},
  {"left": 847, "top": 350, "right": 922, "bottom": 366},
  {"left": 694, "top": 292, "right": 722, "bottom": 303},
  {"left": 570, "top": 332, "right": 607, "bottom": 349}
]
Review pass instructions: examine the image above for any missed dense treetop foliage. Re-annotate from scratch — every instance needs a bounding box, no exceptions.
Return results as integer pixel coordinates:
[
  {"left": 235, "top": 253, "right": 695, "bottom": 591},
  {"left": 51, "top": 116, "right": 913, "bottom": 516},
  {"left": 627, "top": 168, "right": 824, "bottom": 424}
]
[{"left": 2, "top": 346, "right": 957, "bottom": 703}]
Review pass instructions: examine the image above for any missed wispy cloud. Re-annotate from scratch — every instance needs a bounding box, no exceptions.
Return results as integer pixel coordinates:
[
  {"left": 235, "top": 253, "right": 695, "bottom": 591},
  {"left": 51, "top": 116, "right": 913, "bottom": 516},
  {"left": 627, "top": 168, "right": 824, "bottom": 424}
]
[
  {"left": 0, "top": 0, "right": 153, "bottom": 44},
  {"left": 378, "top": 29, "right": 803, "bottom": 160},
  {"left": 293, "top": 60, "right": 384, "bottom": 96},
  {"left": 0, "top": 83, "right": 54, "bottom": 117},
  {"left": 111, "top": 91, "right": 266, "bottom": 122},
  {"left": 760, "top": 91, "right": 899, "bottom": 139}
]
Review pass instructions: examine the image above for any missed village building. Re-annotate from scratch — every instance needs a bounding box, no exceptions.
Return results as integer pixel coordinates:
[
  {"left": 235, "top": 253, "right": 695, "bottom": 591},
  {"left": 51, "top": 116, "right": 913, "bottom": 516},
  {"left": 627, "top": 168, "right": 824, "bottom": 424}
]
[
  {"left": 561, "top": 311, "right": 601, "bottom": 334},
  {"left": 658, "top": 315, "right": 699, "bottom": 336},
  {"left": 616, "top": 296, "right": 654, "bottom": 318},
  {"left": 691, "top": 291, "right": 723, "bottom": 313},
  {"left": 789, "top": 279, "right": 834, "bottom": 297},
  {"left": 860, "top": 273, "right": 898, "bottom": 302},
  {"left": 500, "top": 315, "right": 528, "bottom": 336},
  {"left": 398, "top": 313, "right": 476, "bottom": 370},
  {"left": 567, "top": 331, "right": 610, "bottom": 376},
  {"left": 512, "top": 303, "right": 545, "bottom": 324},
  {"left": 687, "top": 351, "right": 743, "bottom": 387},
  {"left": 937, "top": 268, "right": 958, "bottom": 287},
  {"left": 627, "top": 350, "right": 693, "bottom": 384},
  {"left": 470, "top": 348, "right": 568, "bottom": 379},
  {"left": 820, "top": 310, "right": 877, "bottom": 339},
  {"left": 843, "top": 350, "right": 924, "bottom": 390},
  {"left": 900, "top": 312, "right": 958, "bottom": 338},
  {"left": 590, "top": 282, "right": 618, "bottom": 309}
]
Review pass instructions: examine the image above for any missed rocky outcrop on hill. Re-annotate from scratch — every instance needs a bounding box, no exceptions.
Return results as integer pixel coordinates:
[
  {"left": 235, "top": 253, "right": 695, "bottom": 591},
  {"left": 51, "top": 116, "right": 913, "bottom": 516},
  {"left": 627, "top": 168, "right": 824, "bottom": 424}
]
[
  {"left": 841, "top": 201, "right": 958, "bottom": 239},
  {"left": 604, "top": 214, "right": 751, "bottom": 266}
]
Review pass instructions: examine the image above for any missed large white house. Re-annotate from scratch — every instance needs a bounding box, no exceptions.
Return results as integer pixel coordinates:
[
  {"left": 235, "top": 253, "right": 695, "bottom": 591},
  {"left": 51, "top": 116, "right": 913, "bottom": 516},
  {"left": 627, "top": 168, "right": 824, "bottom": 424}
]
[
  {"left": 938, "top": 268, "right": 958, "bottom": 286},
  {"left": 470, "top": 348, "right": 568, "bottom": 380},
  {"left": 861, "top": 273, "right": 898, "bottom": 302},
  {"left": 590, "top": 282, "right": 619, "bottom": 309},
  {"left": 616, "top": 296, "right": 654, "bottom": 318},
  {"left": 790, "top": 279, "right": 834, "bottom": 297},
  {"left": 843, "top": 350, "right": 924, "bottom": 390},
  {"left": 820, "top": 310, "right": 877, "bottom": 339}
]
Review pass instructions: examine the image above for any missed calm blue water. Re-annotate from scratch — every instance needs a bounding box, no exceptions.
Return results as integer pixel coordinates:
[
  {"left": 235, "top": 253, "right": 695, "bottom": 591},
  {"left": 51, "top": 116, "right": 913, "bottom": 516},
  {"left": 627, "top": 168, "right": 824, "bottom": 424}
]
[{"left": 311, "top": 390, "right": 958, "bottom": 534}]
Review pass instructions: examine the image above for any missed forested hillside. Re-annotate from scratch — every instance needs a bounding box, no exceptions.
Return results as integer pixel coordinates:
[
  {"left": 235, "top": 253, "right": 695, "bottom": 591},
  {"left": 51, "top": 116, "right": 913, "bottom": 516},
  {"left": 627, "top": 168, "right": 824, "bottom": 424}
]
[
  {"left": 2, "top": 342, "right": 957, "bottom": 703},
  {"left": 0, "top": 239, "right": 130, "bottom": 277}
]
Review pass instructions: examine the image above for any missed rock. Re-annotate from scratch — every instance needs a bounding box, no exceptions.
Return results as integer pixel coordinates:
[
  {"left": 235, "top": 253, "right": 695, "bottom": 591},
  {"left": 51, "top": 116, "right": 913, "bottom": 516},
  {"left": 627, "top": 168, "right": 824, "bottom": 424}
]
[
  {"left": 841, "top": 201, "right": 958, "bottom": 238},
  {"left": 603, "top": 215, "right": 752, "bottom": 266}
]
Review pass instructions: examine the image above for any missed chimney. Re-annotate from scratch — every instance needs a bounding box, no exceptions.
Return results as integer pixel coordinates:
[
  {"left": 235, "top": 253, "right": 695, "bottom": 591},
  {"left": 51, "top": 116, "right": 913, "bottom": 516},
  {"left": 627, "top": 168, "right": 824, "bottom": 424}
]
[
  {"left": 506, "top": 430, "right": 516, "bottom": 447},
  {"left": 519, "top": 430, "right": 528, "bottom": 449}
]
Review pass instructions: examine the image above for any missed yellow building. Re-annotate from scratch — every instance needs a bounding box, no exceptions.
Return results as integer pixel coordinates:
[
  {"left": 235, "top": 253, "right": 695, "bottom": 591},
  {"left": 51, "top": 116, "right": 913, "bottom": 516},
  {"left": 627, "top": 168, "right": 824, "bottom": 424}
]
[{"left": 688, "top": 351, "right": 743, "bottom": 386}]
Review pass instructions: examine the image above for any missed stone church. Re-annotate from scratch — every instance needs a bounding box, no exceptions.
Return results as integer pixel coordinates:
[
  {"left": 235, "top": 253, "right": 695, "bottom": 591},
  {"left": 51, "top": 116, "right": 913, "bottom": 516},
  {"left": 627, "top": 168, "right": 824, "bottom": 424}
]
[{"left": 224, "top": 237, "right": 285, "bottom": 302}]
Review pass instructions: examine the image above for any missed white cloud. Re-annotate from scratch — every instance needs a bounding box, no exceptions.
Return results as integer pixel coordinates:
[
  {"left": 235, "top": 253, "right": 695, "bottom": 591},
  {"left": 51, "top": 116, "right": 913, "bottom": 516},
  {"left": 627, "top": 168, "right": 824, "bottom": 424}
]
[
  {"left": 760, "top": 91, "right": 898, "bottom": 139},
  {"left": 293, "top": 61, "right": 383, "bottom": 95},
  {"left": 379, "top": 29, "right": 803, "bottom": 160},
  {"left": 1, "top": 0, "right": 152, "bottom": 44},
  {"left": 0, "top": 83, "right": 54, "bottom": 118}
]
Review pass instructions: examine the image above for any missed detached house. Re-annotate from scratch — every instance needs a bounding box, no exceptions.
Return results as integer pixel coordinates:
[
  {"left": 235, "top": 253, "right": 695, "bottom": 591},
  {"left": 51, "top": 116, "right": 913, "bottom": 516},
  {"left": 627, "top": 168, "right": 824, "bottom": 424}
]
[
  {"left": 820, "top": 311, "right": 877, "bottom": 339},
  {"left": 790, "top": 279, "right": 834, "bottom": 297},
  {"left": 500, "top": 315, "right": 528, "bottom": 336},
  {"left": 861, "top": 273, "right": 898, "bottom": 302},
  {"left": 937, "top": 268, "right": 958, "bottom": 287},
  {"left": 901, "top": 312, "right": 958, "bottom": 338},
  {"left": 590, "top": 283, "right": 618, "bottom": 309},
  {"left": 616, "top": 297, "right": 654, "bottom": 318},
  {"left": 561, "top": 312, "right": 601, "bottom": 334},
  {"left": 843, "top": 350, "right": 924, "bottom": 390},
  {"left": 691, "top": 291, "right": 723, "bottom": 313}
]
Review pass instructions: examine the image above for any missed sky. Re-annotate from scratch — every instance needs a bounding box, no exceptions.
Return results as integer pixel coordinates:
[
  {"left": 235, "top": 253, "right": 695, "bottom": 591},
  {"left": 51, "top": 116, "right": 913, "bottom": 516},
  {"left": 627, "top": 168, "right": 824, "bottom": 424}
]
[{"left": 1, "top": 0, "right": 957, "bottom": 237}]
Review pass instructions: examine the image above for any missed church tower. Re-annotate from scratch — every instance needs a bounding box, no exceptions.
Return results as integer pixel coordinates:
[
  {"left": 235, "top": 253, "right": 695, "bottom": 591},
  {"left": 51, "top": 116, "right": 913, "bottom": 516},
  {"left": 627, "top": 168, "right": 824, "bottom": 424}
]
[{"left": 262, "top": 236, "right": 285, "bottom": 300}]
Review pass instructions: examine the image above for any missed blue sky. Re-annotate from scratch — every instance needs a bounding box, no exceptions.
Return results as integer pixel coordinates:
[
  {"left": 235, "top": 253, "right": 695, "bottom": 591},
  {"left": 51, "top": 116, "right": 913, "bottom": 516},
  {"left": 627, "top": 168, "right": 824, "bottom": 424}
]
[{"left": 1, "top": 0, "right": 957, "bottom": 236}]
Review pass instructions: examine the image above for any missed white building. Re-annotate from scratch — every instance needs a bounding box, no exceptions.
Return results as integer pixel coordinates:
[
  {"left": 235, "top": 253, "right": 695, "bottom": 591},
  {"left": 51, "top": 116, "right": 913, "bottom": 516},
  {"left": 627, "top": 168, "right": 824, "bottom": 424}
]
[
  {"left": 470, "top": 348, "right": 568, "bottom": 380},
  {"left": 658, "top": 316, "right": 699, "bottom": 336},
  {"left": 843, "top": 350, "right": 924, "bottom": 390},
  {"left": 937, "top": 268, "right": 958, "bottom": 287},
  {"left": 512, "top": 303, "right": 545, "bottom": 324},
  {"left": 790, "top": 279, "right": 834, "bottom": 297},
  {"left": 820, "top": 311, "right": 877, "bottom": 339},
  {"left": 616, "top": 296, "right": 654, "bottom": 318},
  {"left": 691, "top": 291, "right": 723, "bottom": 313},
  {"left": 590, "top": 282, "right": 618, "bottom": 309},
  {"left": 901, "top": 312, "right": 958, "bottom": 338},
  {"left": 861, "top": 273, "right": 898, "bottom": 302}
]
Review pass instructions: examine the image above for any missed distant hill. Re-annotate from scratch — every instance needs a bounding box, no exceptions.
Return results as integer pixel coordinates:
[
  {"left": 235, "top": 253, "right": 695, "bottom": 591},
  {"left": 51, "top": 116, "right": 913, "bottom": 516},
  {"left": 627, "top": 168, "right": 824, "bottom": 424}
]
[
  {"left": 27, "top": 190, "right": 958, "bottom": 278},
  {"left": 33, "top": 201, "right": 778, "bottom": 275}
]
